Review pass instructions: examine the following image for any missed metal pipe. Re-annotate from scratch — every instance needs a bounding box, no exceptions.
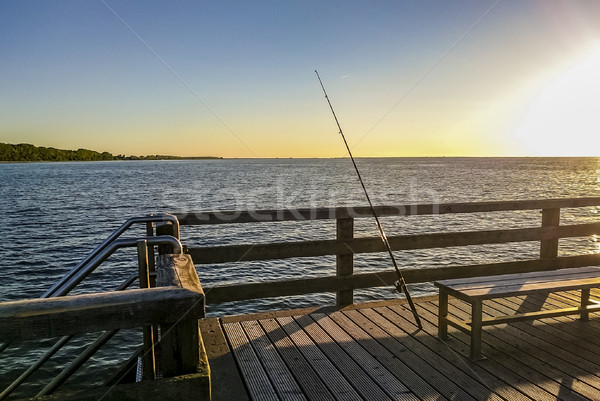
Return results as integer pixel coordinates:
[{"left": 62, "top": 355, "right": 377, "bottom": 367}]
[
  {"left": 51, "top": 236, "right": 182, "bottom": 298},
  {"left": 0, "top": 336, "right": 72, "bottom": 401},
  {"left": 43, "top": 214, "right": 179, "bottom": 298},
  {"left": 37, "top": 331, "right": 117, "bottom": 397},
  {"left": 0, "top": 274, "right": 139, "bottom": 401}
]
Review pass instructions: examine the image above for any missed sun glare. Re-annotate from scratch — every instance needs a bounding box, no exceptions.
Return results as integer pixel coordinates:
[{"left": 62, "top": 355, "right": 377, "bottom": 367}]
[{"left": 514, "top": 47, "right": 600, "bottom": 156}]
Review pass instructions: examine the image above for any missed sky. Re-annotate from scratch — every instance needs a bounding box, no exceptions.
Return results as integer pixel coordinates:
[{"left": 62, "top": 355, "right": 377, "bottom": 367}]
[{"left": 1, "top": 0, "right": 600, "bottom": 158}]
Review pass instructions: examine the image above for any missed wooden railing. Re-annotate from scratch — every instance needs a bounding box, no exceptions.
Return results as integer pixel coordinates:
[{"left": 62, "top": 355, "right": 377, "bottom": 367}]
[
  {"left": 0, "top": 253, "right": 208, "bottom": 400},
  {"left": 0, "top": 286, "right": 203, "bottom": 343},
  {"left": 175, "top": 197, "right": 600, "bottom": 305}
]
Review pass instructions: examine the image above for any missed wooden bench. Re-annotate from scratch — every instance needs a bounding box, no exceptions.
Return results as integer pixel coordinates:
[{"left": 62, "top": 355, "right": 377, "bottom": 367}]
[{"left": 434, "top": 266, "right": 600, "bottom": 359}]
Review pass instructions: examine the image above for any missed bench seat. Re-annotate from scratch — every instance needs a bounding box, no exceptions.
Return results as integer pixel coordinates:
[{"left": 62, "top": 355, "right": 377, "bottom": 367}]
[{"left": 434, "top": 266, "right": 600, "bottom": 359}]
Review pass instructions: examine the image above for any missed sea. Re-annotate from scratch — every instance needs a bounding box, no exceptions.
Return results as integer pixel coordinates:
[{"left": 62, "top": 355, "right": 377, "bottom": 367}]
[{"left": 1, "top": 157, "right": 600, "bottom": 396}]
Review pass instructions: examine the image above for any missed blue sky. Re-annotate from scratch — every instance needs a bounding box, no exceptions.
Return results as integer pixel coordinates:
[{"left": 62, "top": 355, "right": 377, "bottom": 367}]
[{"left": 1, "top": 1, "right": 600, "bottom": 157}]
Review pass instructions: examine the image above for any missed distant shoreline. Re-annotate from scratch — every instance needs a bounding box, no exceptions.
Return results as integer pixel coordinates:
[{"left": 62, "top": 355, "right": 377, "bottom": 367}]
[
  {"left": 0, "top": 157, "right": 223, "bottom": 164},
  {"left": 1, "top": 143, "right": 598, "bottom": 161},
  {"left": 0, "top": 142, "right": 222, "bottom": 162},
  {"left": 2, "top": 156, "right": 600, "bottom": 164}
]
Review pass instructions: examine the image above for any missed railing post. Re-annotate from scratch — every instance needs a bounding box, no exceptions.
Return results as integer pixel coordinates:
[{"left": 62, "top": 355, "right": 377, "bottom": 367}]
[
  {"left": 146, "top": 221, "right": 156, "bottom": 282},
  {"left": 540, "top": 208, "right": 560, "bottom": 260},
  {"left": 336, "top": 217, "right": 354, "bottom": 305},
  {"left": 137, "top": 240, "right": 156, "bottom": 381},
  {"left": 156, "top": 254, "right": 206, "bottom": 377},
  {"left": 156, "top": 222, "right": 175, "bottom": 255}
]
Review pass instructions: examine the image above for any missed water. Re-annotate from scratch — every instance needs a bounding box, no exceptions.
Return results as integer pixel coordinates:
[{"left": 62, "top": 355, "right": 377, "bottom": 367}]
[{"left": 1, "top": 157, "right": 600, "bottom": 396}]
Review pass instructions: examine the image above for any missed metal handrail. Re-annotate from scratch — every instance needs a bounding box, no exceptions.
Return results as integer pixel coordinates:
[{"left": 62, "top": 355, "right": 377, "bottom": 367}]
[
  {"left": 43, "top": 214, "right": 179, "bottom": 298},
  {"left": 0, "top": 215, "right": 182, "bottom": 399},
  {"left": 0, "top": 274, "right": 139, "bottom": 401},
  {"left": 48, "top": 235, "right": 182, "bottom": 297}
]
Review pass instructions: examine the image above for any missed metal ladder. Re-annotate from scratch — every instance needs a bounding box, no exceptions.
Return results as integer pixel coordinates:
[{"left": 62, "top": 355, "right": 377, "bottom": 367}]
[{"left": 0, "top": 214, "right": 182, "bottom": 400}]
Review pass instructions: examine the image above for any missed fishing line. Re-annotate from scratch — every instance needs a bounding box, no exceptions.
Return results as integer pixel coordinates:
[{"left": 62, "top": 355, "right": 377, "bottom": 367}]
[{"left": 315, "top": 70, "right": 422, "bottom": 329}]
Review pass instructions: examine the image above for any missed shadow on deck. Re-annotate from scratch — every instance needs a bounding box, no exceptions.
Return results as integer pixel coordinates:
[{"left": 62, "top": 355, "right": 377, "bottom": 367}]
[{"left": 201, "top": 290, "right": 600, "bottom": 401}]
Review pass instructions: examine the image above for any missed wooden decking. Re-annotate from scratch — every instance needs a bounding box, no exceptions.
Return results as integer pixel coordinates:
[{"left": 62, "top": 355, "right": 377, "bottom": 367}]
[{"left": 200, "top": 290, "right": 600, "bottom": 401}]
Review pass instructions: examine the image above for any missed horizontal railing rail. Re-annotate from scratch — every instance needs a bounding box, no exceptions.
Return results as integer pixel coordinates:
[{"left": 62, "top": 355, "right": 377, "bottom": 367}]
[
  {"left": 0, "top": 287, "right": 203, "bottom": 343},
  {"left": 0, "top": 273, "right": 138, "bottom": 400},
  {"left": 176, "top": 197, "right": 600, "bottom": 224},
  {"left": 202, "top": 254, "right": 600, "bottom": 304},
  {"left": 176, "top": 197, "right": 600, "bottom": 305},
  {"left": 0, "top": 253, "right": 205, "bottom": 399},
  {"left": 187, "top": 223, "right": 600, "bottom": 264}
]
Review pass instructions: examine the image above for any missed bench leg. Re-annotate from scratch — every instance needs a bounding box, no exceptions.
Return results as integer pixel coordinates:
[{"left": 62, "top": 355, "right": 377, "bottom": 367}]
[
  {"left": 438, "top": 289, "right": 448, "bottom": 340},
  {"left": 581, "top": 288, "right": 590, "bottom": 321},
  {"left": 470, "top": 300, "right": 483, "bottom": 360}
]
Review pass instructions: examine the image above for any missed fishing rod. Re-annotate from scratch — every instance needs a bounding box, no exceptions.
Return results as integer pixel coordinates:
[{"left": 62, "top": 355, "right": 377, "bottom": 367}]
[{"left": 315, "top": 70, "right": 422, "bottom": 329}]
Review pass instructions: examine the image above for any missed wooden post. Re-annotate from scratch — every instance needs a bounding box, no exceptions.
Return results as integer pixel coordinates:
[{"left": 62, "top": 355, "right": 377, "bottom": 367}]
[
  {"left": 156, "top": 223, "right": 175, "bottom": 255},
  {"left": 438, "top": 289, "right": 448, "bottom": 340},
  {"left": 137, "top": 240, "right": 156, "bottom": 381},
  {"left": 159, "top": 319, "right": 201, "bottom": 377},
  {"left": 146, "top": 222, "right": 156, "bottom": 285},
  {"left": 581, "top": 288, "right": 590, "bottom": 321},
  {"left": 336, "top": 217, "right": 354, "bottom": 305},
  {"left": 156, "top": 254, "right": 206, "bottom": 377},
  {"left": 145, "top": 222, "right": 159, "bottom": 355},
  {"left": 540, "top": 208, "right": 560, "bottom": 260},
  {"left": 470, "top": 300, "right": 483, "bottom": 360}
]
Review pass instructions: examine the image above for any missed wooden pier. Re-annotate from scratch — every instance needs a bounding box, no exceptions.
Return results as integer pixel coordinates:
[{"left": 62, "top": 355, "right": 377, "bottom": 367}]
[
  {"left": 3, "top": 197, "right": 600, "bottom": 400},
  {"left": 202, "top": 290, "right": 600, "bottom": 401}
]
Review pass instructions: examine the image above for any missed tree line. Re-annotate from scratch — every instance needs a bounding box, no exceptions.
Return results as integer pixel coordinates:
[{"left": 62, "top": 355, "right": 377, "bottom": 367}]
[{"left": 0, "top": 143, "right": 221, "bottom": 161}]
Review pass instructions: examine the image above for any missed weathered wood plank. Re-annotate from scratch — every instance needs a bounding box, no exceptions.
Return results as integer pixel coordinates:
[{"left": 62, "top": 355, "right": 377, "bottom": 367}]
[
  {"left": 324, "top": 310, "right": 438, "bottom": 401},
  {"left": 527, "top": 292, "right": 600, "bottom": 338},
  {"left": 137, "top": 240, "right": 157, "bottom": 381},
  {"left": 383, "top": 304, "right": 530, "bottom": 401},
  {"left": 156, "top": 254, "right": 204, "bottom": 294},
  {"left": 188, "top": 223, "right": 600, "bottom": 265},
  {"left": 188, "top": 226, "right": 559, "bottom": 264},
  {"left": 448, "top": 298, "right": 600, "bottom": 399},
  {"left": 540, "top": 208, "right": 560, "bottom": 260},
  {"left": 259, "top": 318, "right": 336, "bottom": 401},
  {"left": 344, "top": 309, "right": 474, "bottom": 401},
  {"left": 481, "top": 297, "right": 600, "bottom": 391},
  {"left": 240, "top": 320, "right": 307, "bottom": 401},
  {"left": 293, "top": 314, "right": 392, "bottom": 401},
  {"left": 223, "top": 322, "right": 279, "bottom": 401},
  {"left": 422, "top": 301, "right": 592, "bottom": 400},
  {"left": 496, "top": 294, "right": 600, "bottom": 357},
  {"left": 309, "top": 313, "right": 417, "bottom": 401},
  {"left": 204, "top": 255, "right": 600, "bottom": 304},
  {"left": 221, "top": 223, "right": 599, "bottom": 264},
  {"left": 176, "top": 197, "right": 600, "bottom": 224},
  {"left": 386, "top": 303, "right": 547, "bottom": 401},
  {"left": 336, "top": 217, "right": 354, "bottom": 305},
  {"left": 156, "top": 254, "right": 205, "bottom": 377},
  {"left": 220, "top": 297, "right": 600, "bottom": 401},
  {"left": 415, "top": 302, "right": 561, "bottom": 401},
  {"left": 435, "top": 266, "right": 600, "bottom": 288},
  {"left": 0, "top": 288, "right": 204, "bottom": 342},
  {"left": 198, "top": 317, "right": 249, "bottom": 401},
  {"left": 275, "top": 316, "right": 363, "bottom": 401},
  {"left": 450, "top": 277, "right": 600, "bottom": 300},
  {"left": 475, "top": 304, "right": 600, "bottom": 325}
]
